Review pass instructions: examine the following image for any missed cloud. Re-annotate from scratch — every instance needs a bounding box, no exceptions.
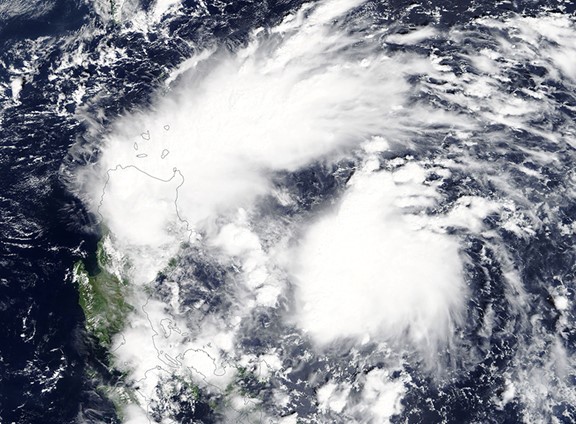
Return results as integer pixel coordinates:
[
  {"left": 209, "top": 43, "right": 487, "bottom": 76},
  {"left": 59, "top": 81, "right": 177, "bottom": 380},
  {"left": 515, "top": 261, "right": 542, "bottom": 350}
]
[
  {"left": 69, "top": 1, "right": 576, "bottom": 421},
  {"left": 288, "top": 160, "right": 466, "bottom": 353},
  {"left": 79, "top": 0, "right": 428, "bottom": 286}
]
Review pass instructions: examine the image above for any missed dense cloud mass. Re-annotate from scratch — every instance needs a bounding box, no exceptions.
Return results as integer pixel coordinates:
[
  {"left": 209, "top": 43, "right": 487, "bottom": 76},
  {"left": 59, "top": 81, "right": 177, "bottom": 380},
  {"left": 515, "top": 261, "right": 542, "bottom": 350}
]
[
  {"left": 71, "top": 1, "right": 576, "bottom": 422},
  {"left": 291, "top": 161, "right": 466, "bottom": 351},
  {"left": 81, "top": 0, "right": 473, "bottom": 365},
  {"left": 1, "top": 0, "right": 575, "bottom": 422}
]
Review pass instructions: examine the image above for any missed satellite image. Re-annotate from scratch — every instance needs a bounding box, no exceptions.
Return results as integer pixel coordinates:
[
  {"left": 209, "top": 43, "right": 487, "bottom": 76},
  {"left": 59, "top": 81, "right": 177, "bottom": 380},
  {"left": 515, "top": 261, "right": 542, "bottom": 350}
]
[{"left": 0, "top": 0, "right": 575, "bottom": 423}]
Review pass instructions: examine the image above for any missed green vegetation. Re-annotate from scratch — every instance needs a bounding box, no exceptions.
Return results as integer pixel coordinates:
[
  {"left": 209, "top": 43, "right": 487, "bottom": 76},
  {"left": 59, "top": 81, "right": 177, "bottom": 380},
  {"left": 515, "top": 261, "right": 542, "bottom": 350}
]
[
  {"left": 223, "top": 365, "right": 268, "bottom": 399},
  {"left": 168, "top": 256, "right": 178, "bottom": 268},
  {"left": 73, "top": 235, "right": 137, "bottom": 420},
  {"left": 97, "top": 383, "right": 137, "bottom": 419},
  {"left": 208, "top": 399, "right": 218, "bottom": 410},
  {"left": 156, "top": 255, "right": 180, "bottom": 281},
  {"left": 96, "top": 237, "right": 110, "bottom": 267},
  {"left": 73, "top": 240, "right": 132, "bottom": 348},
  {"left": 173, "top": 374, "right": 201, "bottom": 400}
]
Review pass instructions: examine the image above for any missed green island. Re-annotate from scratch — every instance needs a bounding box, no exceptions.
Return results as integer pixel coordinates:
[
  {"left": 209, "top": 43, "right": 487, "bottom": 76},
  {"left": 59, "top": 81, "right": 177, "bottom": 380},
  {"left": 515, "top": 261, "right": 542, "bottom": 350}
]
[
  {"left": 72, "top": 238, "right": 256, "bottom": 419},
  {"left": 73, "top": 237, "right": 132, "bottom": 348},
  {"left": 73, "top": 236, "right": 136, "bottom": 419}
]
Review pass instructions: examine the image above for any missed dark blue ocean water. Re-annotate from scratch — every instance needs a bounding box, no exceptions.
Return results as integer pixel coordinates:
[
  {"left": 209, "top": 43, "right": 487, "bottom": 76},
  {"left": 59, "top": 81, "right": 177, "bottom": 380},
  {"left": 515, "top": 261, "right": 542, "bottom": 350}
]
[{"left": 1, "top": 1, "right": 575, "bottom": 423}]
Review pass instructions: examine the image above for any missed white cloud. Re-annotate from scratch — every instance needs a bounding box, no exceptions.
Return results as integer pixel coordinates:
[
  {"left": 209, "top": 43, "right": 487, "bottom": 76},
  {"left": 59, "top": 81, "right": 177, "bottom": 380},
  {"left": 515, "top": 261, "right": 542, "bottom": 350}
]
[
  {"left": 361, "top": 368, "right": 407, "bottom": 423},
  {"left": 80, "top": 0, "right": 428, "bottom": 289},
  {"left": 289, "top": 162, "right": 466, "bottom": 352},
  {"left": 317, "top": 381, "right": 351, "bottom": 413},
  {"left": 70, "top": 2, "right": 576, "bottom": 421}
]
